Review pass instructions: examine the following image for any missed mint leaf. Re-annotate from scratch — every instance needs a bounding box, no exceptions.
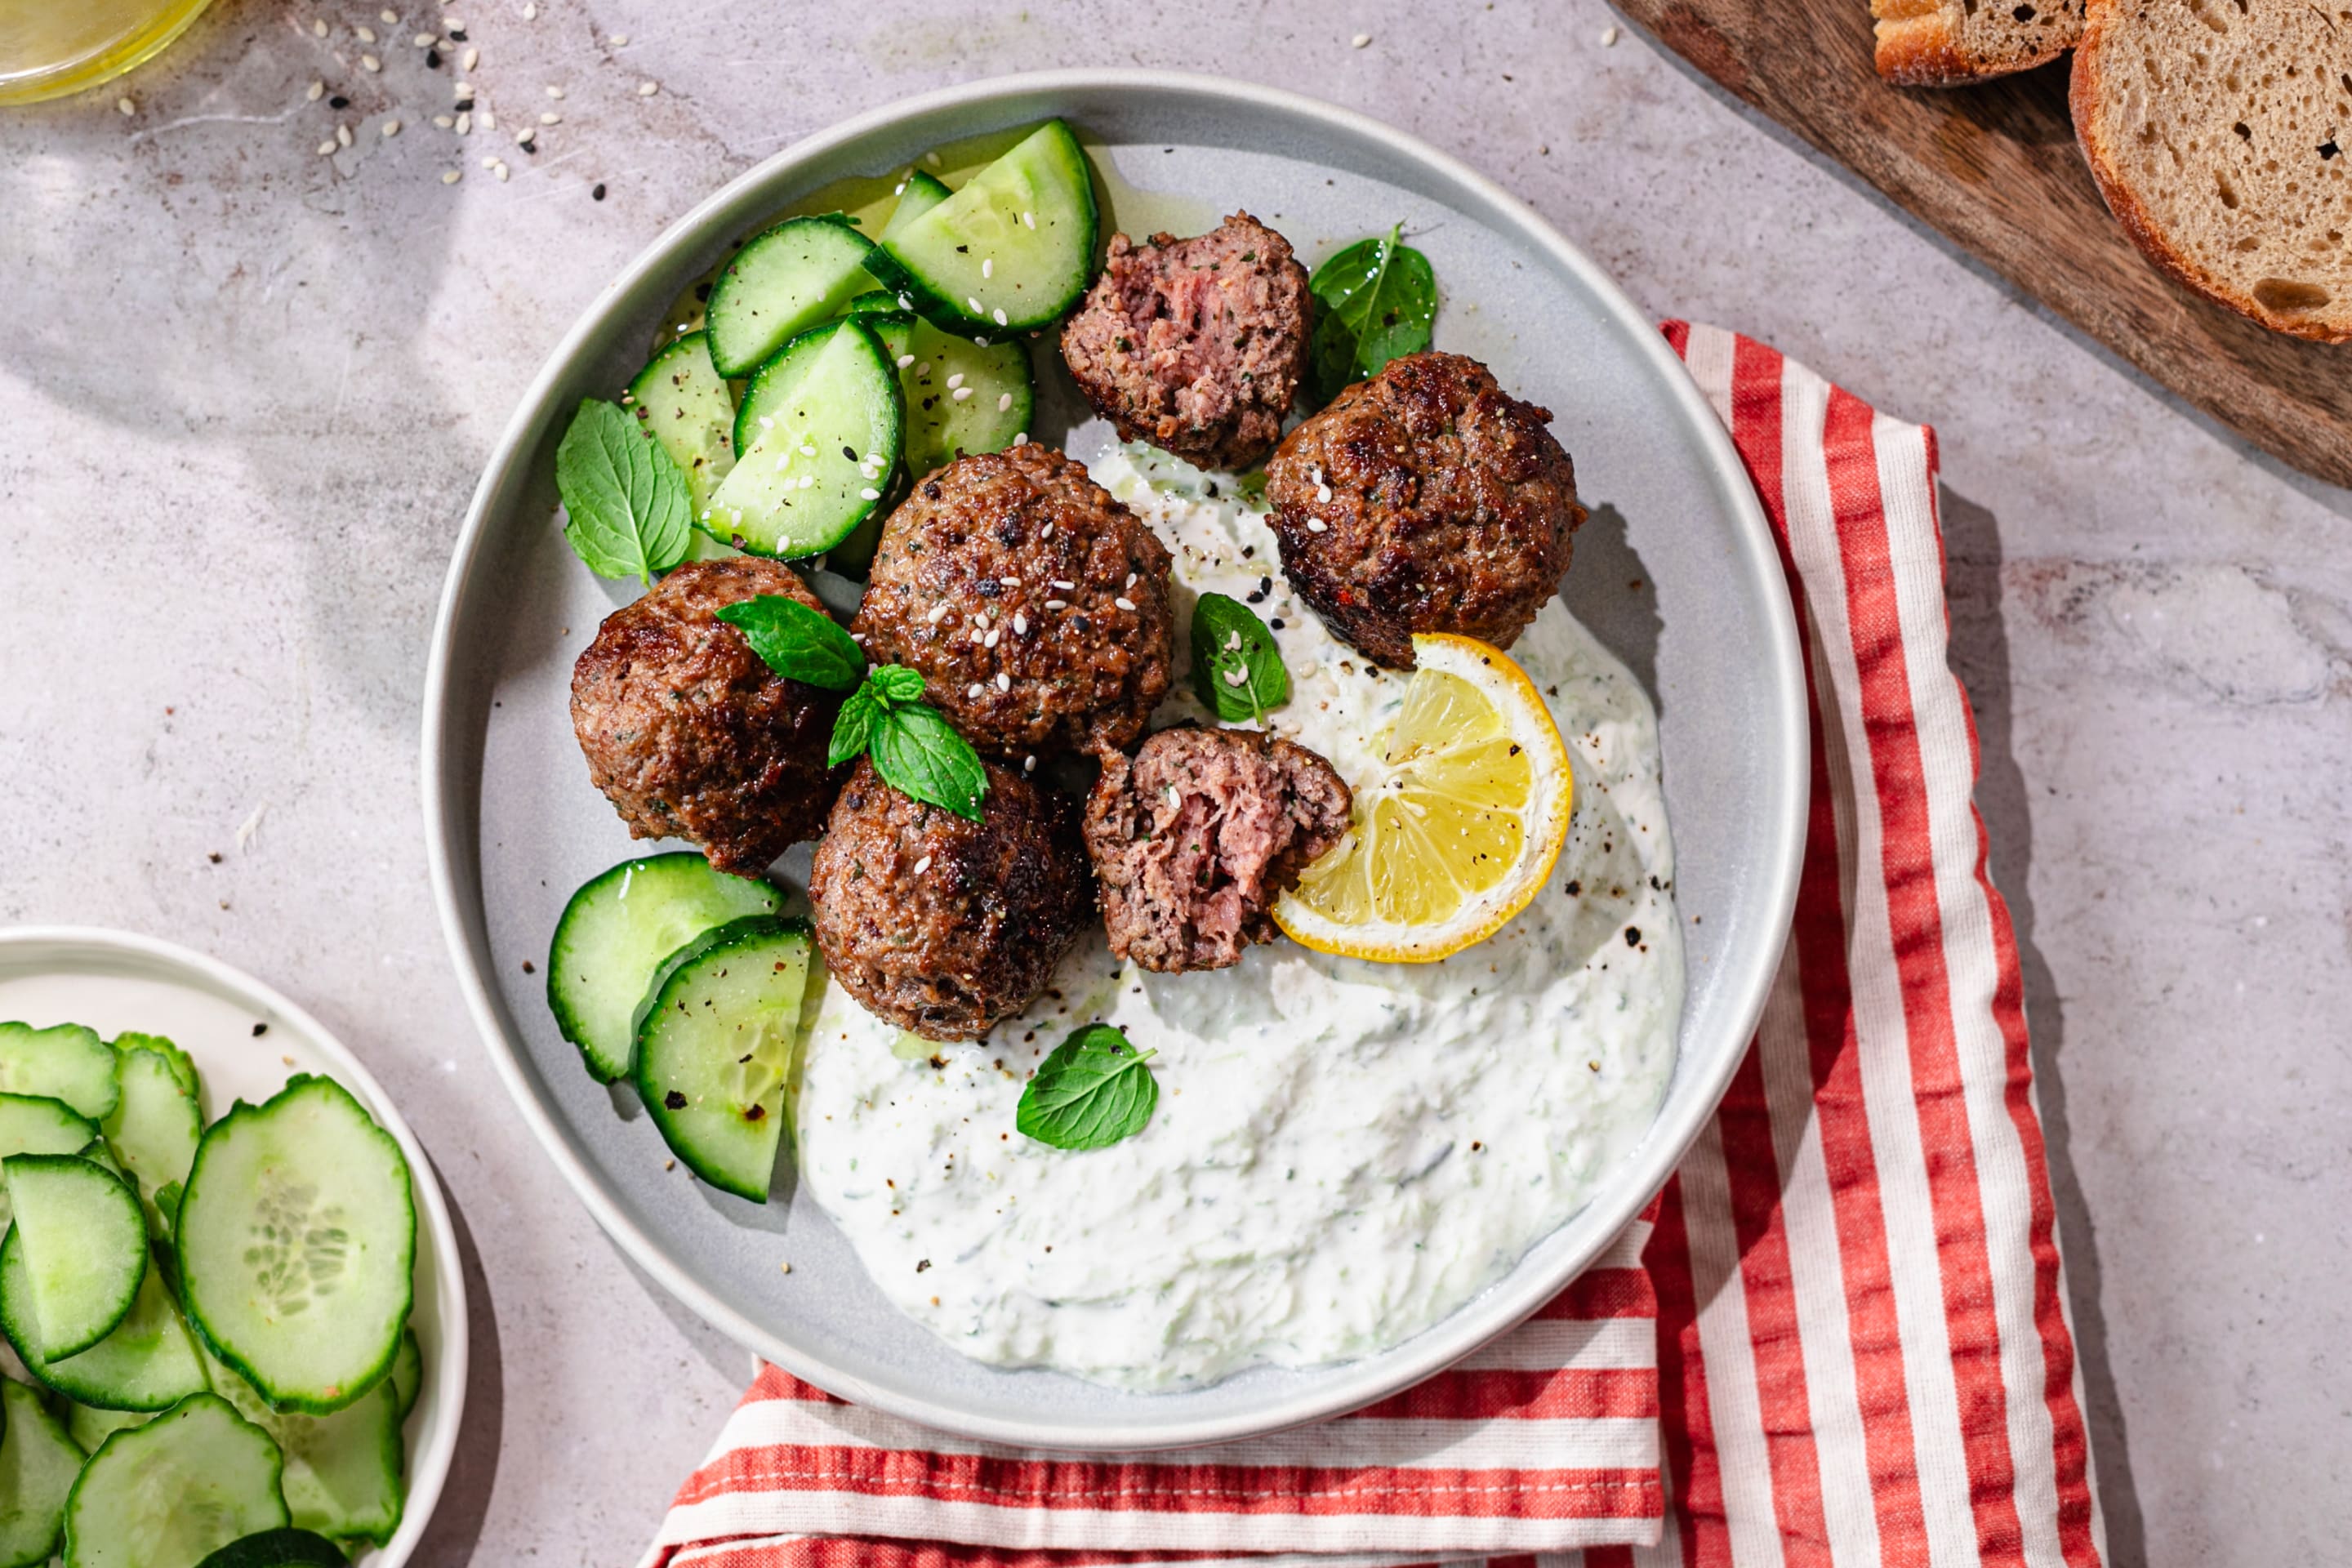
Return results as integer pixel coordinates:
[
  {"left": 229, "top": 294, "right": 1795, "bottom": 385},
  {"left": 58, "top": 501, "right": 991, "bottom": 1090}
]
[
  {"left": 870, "top": 702, "right": 988, "bottom": 821},
  {"left": 1190, "top": 591, "right": 1290, "bottom": 723},
  {"left": 871, "top": 664, "right": 926, "bottom": 704},
  {"left": 715, "top": 595, "right": 866, "bottom": 691},
  {"left": 1016, "top": 1024, "right": 1158, "bottom": 1150},
  {"left": 555, "top": 398, "right": 694, "bottom": 588},
  {"left": 1307, "top": 225, "right": 1437, "bottom": 406},
  {"left": 829, "top": 686, "right": 881, "bottom": 768}
]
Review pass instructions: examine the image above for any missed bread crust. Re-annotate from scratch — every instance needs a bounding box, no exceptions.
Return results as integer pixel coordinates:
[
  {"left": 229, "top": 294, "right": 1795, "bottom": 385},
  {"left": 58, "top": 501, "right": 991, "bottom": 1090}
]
[
  {"left": 2069, "top": 0, "right": 2352, "bottom": 345},
  {"left": 1873, "top": 0, "right": 2082, "bottom": 86}
]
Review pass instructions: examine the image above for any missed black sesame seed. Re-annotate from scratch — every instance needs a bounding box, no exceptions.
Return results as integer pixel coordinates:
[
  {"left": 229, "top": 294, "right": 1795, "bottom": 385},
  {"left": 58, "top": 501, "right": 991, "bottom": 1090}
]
[
  {"left": 1624, "top": 926, "right": 1642, "bottom": 947},
  {"left": 593, "top": 183, "right": 608, "bottom": 201},
  {"left": 446, "top": 25, "right": 466, "bottom": 39},
  {"left": 664, "top": 1089, "right": 687, "bottom": 1110},
  {"left": 252, "top": 1022, "right": 269, "bottom": 1037},
  {"left": 328, "top": 94, "right": 349, "bottom": 109},
  {"left": 425, "top": 47, "right": 442, "bottom": 67}
]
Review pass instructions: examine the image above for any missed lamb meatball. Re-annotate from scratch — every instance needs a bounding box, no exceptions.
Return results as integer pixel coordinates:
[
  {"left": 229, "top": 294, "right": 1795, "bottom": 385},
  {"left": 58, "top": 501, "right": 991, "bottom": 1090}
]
[
  {"left": 809, "top": 758, "right": 1094, "bottom": 1040},
  {"left": 1084, "top": 726, "right": 1352, "bottom": 973},
  {"left": 571, "top": 557, "right": 844, "bottom": 875},
  {"left": 1060, "top": 212, "right": 1311, "bottom": 471},
  {"left": 852, "top": 444, "right": 1174, "bottom": 759},
  {"left": 1264, "top": 351, "right": 1586, "bottom": 670}
]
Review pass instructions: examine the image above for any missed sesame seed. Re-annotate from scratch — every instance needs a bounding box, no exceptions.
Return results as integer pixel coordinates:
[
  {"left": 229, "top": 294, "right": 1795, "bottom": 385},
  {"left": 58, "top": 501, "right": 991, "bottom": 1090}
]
[
  {"left": 453, "top": 79, "right": 472, "bottom": 100},
  {"left": 379, "top": 7, "right": 397, "bottom": 21},
  {"left": 997, "top": 392, "right": 1013, "bottom": 412},
  {"left": 1307, "top": 519, "right": 1328, "bottom": 532},
  {"left": 478, "top": 107, "right": 494, "bottom": 129},
  {"left": 540, "top": 110, "right": 559, "bottom": 123},
  {"left": 966, "top": 296, "right": 983, "bottom": 314},
  {"left": 361, "top": 53, "right": 381, "bottom": 71},
  {"left": 996, "top": 672, "right": 1011, "bottom": 691},
  {"left": 946, "top": 372, "right": 964, "bottom": 389},
  {"left": 980, "top": 257, "right": 993, "bottom": 278},
  {"left": 1021, "top": 210, "right": 1035, "bottom": 229},
  {"left": 461, "top": 45, "right": 478, "bottom": 69},
  {"left": 312, "top": 17, "right": 327, "bottom": 35},
  {"left": 991, "top": 308, "right": 1008, "bottom": 325},
  {"left": 756, "top": 416, "right": 774, "bottom": 428},
  {"left": 1223, "top": 666, "right": 1248, "bottom": 685},
  {"left": 1039, "top": 521, "right": 1050, "bottom": 537},
  {"left": 859, "top": 487, "right": 880, "bottom": 500},
  {"left": 973, "top": 612, "right": 989, "bottom": 628},
  {"left": 494, "top": 161, "right": 509, "bottom": 180},
  {"left": 1023, "top": 755, "right": 1036, "bottom": 773},
  {"left": 454, "top": 109, "right": 470, "bottom": 133},
  {"left": 520, "top": 0, "right": 535, "bottom": 16},
  {"left": 983, "top": 630, "right": 1000, "bottom": 648},
  {"left": 546, "top": 84, "right": 564, "bottom": 98},
  {"left": 479, "top": 154, "right": 500, "bottom": 169},
  {"left": 895, "top": 354, "right": 915, "bottom": 369},
  {"left": 799, "top": 443, "right": 816, "bottom": 456},
  {"left": 924, "top": 605, "right": 950, "bottom": 626},
  {"left": 305, "top": 79, "right": 324, "bottom": 101},
  {"left": 1051, "top": 579, "right": 1076, "bottom": 590},
  {"left": 1316, "top": 483, "right": 1332, "bottom": 503},
  {"left": 433, "top": 114, "right": 453, "bottom": 127},
  {"left": 999, "top": 577, "right": 1019, "bottom": 587},
  {"left": 336, "top": 122, "right": 353, "bottom": 146},
  {"left": 966, "top": 683, "right": 985, "bottom": 698},
  {"left": 356, "top": 24, "right": 376, "bottom": 42},
  {"left": 415, "top": 31, "right": 436, "bottom": 46},
  {"left": 865, "top": 453, "right": 884, "bottom": 465},
  {"left": 1352, "top": 31, "right": 1371, "bottom": 47},
  {"left": 898, "top": 293, "right": 912, "bottom": 308},
  {"left": 515, "top": 127, "right": 534, "bottom": 145},
  {"left": 925, "top": 150, "right": 942, "bottom": 166},
  {"left": 951, "top": 386, "right": 973, "bottom": 401},
  {"left": 609, "top": 32, "right": 629, "bottom": 44},
  {"left": 1125, "top": 572, "right": 1137, "bottom": 587},
  {"left": 973, "top": 336, "right": 989, "bottom": 347},
  {"left": 798, "top": 474, "right": 814, "bottom": 488},
  {"left": 1114, "top": 596, "right": 1137, "bottom": 611},
  {"left": 638, "top": 79, "right": 659, "bottom": 96},
  {"left": 1013, "top": 614, "right": 1027, "bottom": 634},
  {"left": 1224, "top": 630, "right": 1242, "bottom": 651},
  {"left": 1045, "top": 599, "right": 1067, "bottom": 611},
  {"left": 442, "top": 167, "right": 461, "bottom": 183},
  {"left": 1601, "top": 23, "right": 1619, "bottom": 43},
  {"left": 318, "top": 140, "right": 338, "bottom": 156},
  {"left": 382, "top": 118, "right": 401, "bottom": 136},
  {"left": 913, "top": 855, "right": 933, "bottom": 875}
]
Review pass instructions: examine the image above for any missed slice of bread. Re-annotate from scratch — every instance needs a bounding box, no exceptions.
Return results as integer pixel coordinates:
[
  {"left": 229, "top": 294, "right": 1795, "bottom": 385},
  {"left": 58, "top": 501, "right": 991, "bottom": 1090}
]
[
  {"left": 1874, "top": 0, "right": 2086, "bottom": 86},
  {"left": 2073, "top": 0, "right": 2352, "bottom": 342}
]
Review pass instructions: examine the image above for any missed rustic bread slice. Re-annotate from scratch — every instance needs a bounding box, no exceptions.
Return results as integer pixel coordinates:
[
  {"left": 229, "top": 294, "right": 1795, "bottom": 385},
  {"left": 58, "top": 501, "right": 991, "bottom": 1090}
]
[
  {"left": 1874, "top": 0, "right": 2086, "bottom": 85},
  {"left": 2073, "top": 0, "right": 2352, "bottom": 342}
]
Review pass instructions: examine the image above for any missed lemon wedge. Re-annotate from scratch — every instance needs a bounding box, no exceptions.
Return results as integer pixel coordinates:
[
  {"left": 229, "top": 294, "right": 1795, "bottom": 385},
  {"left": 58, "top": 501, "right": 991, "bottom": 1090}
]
[{"left": 1273, "top": 632, "right": 1574, "bottom": 964}]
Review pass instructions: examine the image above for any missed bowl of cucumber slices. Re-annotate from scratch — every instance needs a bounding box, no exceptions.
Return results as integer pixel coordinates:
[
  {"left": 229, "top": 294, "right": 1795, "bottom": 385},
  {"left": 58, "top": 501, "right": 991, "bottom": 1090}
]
[{"left": 0, "top": 928, "right": 466, "bottom": 1568}]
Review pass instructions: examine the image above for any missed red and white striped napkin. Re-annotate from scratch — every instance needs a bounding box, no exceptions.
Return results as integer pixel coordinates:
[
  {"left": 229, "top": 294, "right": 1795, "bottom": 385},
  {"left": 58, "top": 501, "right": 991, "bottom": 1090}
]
[{"left": 639, "top": 323, "right": 2105, "bottom": 1568}]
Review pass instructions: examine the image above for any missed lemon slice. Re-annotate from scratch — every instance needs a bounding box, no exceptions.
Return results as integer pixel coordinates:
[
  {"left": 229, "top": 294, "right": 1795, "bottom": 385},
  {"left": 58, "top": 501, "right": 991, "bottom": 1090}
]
[{"left": 1273, "top": 632, "right": 1574, "bottom": 964}]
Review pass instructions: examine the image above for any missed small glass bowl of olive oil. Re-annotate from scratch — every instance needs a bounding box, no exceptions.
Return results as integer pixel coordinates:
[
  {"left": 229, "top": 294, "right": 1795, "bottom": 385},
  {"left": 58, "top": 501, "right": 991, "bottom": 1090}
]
[{"left": 0, "top": 0, "right": 214, "bottom": 107}]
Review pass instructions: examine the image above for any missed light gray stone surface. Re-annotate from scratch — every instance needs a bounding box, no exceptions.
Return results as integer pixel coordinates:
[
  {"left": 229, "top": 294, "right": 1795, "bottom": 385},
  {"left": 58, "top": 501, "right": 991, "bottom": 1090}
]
[{"left": 1, "top": 2, "right": 2344, "bottom": 1563}]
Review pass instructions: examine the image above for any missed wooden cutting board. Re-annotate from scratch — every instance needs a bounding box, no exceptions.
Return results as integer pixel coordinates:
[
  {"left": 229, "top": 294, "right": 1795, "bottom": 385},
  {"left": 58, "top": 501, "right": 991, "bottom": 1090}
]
[{"left": 1615, "top": 0, "right": 2352, "bottom": 490}]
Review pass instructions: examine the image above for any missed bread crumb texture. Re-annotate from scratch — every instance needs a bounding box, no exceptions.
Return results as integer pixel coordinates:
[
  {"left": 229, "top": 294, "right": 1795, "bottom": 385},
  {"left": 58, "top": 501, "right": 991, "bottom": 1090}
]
[
  {"left": 1873, "top": 0, "right": 2087, "bottom": 85},
  {"left": 2073, "top": 0, "right": 2352, "bottom": 341}
]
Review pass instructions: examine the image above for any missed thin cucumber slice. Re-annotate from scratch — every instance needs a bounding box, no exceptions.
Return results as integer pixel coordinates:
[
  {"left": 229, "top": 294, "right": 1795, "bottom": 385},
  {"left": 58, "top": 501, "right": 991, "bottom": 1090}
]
[
  {"left": 103, "top": 1048, "right": 200, "bottom": 1240},
  {"left": 839, "top": 288, "right": 915, "bottom": 325},
  {"left": 67, "top": 1403, "right": 149, "bottom": 1452},
  {"left": 203, "top": 1348, "right": 402, "bottom": 1546},
  {"left": 705, "top": 215, "right": 878, "bottom": 377},
  {"left": 879, "top": 168, "right": 952, "bottom": 242},
  {"left": 110, "top": 1034, "right": 201, "bottom": 1108},
  {"left": 62, "top": 1392, "right": 289, "bottom": 1568},
  {"left": 194, "top": 1530, "right": 347, "bottom": 1568},
  {"left": 866, "top": 121, "right": 1098, "bottom": 333},
  {"left": 0, "top": 1378, "right": 84, "bottom": 1568},
  {"left": 0, "top": 1232, "right": 206, "bottom": 1412},
  {"left": 6, "top": 1155, "right": 146, "bottom": 1359},
  {"left": 706, "top": 318, "right": 902, "bottom": 559},
  {"left": 0, "top": 1024, "right": 118, "bottom": 1122},
  {"left": 896, "top": 317, "right": 1033, "bottom": 481},
  {"left": 547, "top": 853, "right": 784, "bottom": 1084},
  {"left": 388, "top": 1328, "right": 421, "bottom": 1422},
  {"left": 0, "top": 1095, "right": 99, "bottom": 1234},
  {"left": 629, "top": 330, "right": 737, "bottom": 514},
  {"left": 634, "top": 915, "right": 813, "bottom": 1202},
  {"left": 178, "top": 1077, "right": 414, "bottom": 1415}
]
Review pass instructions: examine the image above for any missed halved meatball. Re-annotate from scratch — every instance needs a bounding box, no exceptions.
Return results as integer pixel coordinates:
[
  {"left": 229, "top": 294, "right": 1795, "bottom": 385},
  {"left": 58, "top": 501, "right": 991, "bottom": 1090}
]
[
  {"left": 810, "top": 757, "right": 1095, "bottom": 1040},
  {"left": 1060, "top": 212, "right": 1311, "bottom": 471},
  {"left": 571, "top": 557, "right": 844, "bottom": 875},
  {"left": 1263, "top": 351, "right": 1586, "bottom": 670},
  {"left": 852, "top": 444, "right": 1174, "bottom": 760},
  {"left": 1083, "top": 726, "right": 1352, "bottom": 973}
]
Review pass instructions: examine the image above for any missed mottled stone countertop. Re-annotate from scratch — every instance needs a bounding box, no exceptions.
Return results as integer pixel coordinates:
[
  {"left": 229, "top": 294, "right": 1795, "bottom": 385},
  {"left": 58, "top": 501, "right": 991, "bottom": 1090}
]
[{"left": 2, "top": 2, "right": 2344, "bottom": 1562}]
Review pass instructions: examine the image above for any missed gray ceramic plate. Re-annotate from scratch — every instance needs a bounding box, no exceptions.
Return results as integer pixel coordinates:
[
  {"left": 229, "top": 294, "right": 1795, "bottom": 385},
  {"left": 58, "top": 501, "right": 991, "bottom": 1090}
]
[{"left": 422, "top": 69, "right": 1805, "bottom": 1450}]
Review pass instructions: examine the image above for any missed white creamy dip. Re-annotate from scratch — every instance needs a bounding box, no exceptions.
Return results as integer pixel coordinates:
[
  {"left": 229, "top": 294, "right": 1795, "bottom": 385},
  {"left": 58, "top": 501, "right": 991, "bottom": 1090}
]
[{"left": 793, "top": 444, "right": 1684, "bottom": 1391}]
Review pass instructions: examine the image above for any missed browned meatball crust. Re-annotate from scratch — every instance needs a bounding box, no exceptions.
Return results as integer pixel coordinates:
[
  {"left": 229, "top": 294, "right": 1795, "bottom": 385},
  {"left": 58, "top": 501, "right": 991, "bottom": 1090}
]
[
  {"left": 1083, "top": 726, "right": 1352, "bottom": 973},
  {"left": 851, "top": 444, "right": 1174, "bottom": 760},
  {"left": 1060, "top": 212, "right": 1312, "bottom": 471},
  {"left": 1263, "top": 351, "right": 1586, "bottom": 670},
  {"left": 809, "top": 758, "right": 1095, "bottom": 1040},
  {"left": 571, "top": 557, "right": 844, "bottom": 875}
]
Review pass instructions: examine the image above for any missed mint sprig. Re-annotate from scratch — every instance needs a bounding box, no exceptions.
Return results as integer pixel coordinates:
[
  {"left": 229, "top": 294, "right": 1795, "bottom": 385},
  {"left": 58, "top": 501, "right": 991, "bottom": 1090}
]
[
  {"left": 716, "top": 594, "right": 989, "bottom": 821},
  {"left": 1015, "top": 1024, "right": 1159, "bottom": 1151},
  {"left": 1306, "top": 225, "right": 1437, "bottom": 406},
  {"left": 555, "top": 398, "right": 694, "bottom": 588},
  {"left": 1191, "top": 592, "right": 1290, "bottom": 724}
]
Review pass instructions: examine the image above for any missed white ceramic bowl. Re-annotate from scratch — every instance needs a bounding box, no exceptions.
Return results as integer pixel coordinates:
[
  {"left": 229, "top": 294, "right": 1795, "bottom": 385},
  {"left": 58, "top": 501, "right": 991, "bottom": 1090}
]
[
  {"left": 423, "top": 69, "right": 1805, "bottom": 1450},
  {"left": 0, "top": 927, "right": 467, "bottom": 1565}
]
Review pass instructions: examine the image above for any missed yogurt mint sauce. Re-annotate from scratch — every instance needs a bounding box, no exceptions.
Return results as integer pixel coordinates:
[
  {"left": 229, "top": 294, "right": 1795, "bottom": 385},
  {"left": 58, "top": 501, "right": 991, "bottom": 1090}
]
[{"left": 793, "top": 443, "right": 1685, "bottom": 1391}]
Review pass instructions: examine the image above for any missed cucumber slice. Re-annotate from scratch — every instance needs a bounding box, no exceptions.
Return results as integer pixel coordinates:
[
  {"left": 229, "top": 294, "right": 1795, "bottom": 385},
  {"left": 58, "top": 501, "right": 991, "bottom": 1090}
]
[
  {"left": 5, "top": 1156, "right": 146, "bottom": 1359},
  {"left": 705, "top": 215, "right": 878, "bottom": 377},
  {"left": 547, "top": 853, "right": 784, "bottom": 1084},
  {"left": 110, "top": 1033, "right": 201, "bottom": 1108},
  {"left": 895, "top": 318, "right": 1033, "bottom": 481},
  {"left": 387, "top": 1328, "right": 421, "bottom": 1422},
  {"left": 195, "top": 1529, "right": 347, "bottom": 1568},
  {"left": 66, "top": 1403, "right": 149, "bottom": 1452},
  {"left": 0, "top": 1024, "right": 119, "bottom": 1122},
  {"left": 628, "top": 330, "right": 737, "bottom": 514},
  {"left": 203, "top": 1348, "right": 401, "bottom": 1546},
  {"left": 0, "top": 1095, "right": 99, "bottom": 1234},
  {"left": 634, "top": 915, "right": 813, "bottom": 1201},
  {"left": 178, "top": 1077, "right": 414, "bottom": 1415},
  {"left": 0, "top": 1232, "right": 206, "bottom": 1412},
  {"left": 0, "top": 1378, "right": 84, "bottom": 1568},
  {"left": 103, "top": 1048, "right": 200, "bottom": 1240},
  {"left": 62, "top": 1392, "right": 289, "bottom": 1568},
  {"left": 706, "top": 318, "right": 902, "bottom": 559},
  {"left": 866, "top": 121, "right": 1098, "bottom": 334},
  {"left": 879, "top": 168, "right": 952, "bottom": 242},
  {"left": 840, "top": 288, "right": 915, "bottom": 325}
]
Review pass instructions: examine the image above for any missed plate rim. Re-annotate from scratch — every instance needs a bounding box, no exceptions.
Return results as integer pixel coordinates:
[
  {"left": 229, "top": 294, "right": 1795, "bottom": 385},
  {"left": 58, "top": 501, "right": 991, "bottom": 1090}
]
[
  {"left": 421, "top": 66, "right": 1806, "bottom": 1450},
  {"left": 0, "top": 924, "right": 469, "bottom": 1565}
]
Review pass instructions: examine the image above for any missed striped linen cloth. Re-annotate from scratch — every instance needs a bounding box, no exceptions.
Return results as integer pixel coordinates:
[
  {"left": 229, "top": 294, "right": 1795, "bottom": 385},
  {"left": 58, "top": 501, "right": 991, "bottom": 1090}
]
[{"left": 641, "top": 323, "right": 2105, "bottom": 1568}]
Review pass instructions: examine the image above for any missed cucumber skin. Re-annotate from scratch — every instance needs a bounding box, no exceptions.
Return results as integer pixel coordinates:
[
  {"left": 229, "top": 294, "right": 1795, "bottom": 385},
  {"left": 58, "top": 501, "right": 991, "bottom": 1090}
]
[
  {"left": 862, "top": 121, "right": 1099, "bottom": 336},
  {"left": 0, "top": 1232, "right": 207, "bottom": 1413},
  {"left": 0, "top": 1378, "right": 83, "bottom": 1568},
  {"left": 5, "top": 1155, "right": 147, "bottom": 1361},
  {"left": 0, "top": 1023, "right": 120, "bottom": 1123},
  {"left": 706, "top": 214, "right": 878, "bottom": 377},
  {"left": 634, "top": 915, "right": 813, "bottom": 1202},
  {"left": 178, "top": 1077, "right": 415, "bottom": 1417},
  {"left": 63, "top": 1392, "right": 289, "bottom": 1568},
  {"left": 879, "top": 169, "right": 953, "bottom": 242},
  {"left": 193, "top": 1529, "right": 348, "bottom": 1568},
  {"left": 546, "top": 854, "right": 784, "bottom": 1085}
]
